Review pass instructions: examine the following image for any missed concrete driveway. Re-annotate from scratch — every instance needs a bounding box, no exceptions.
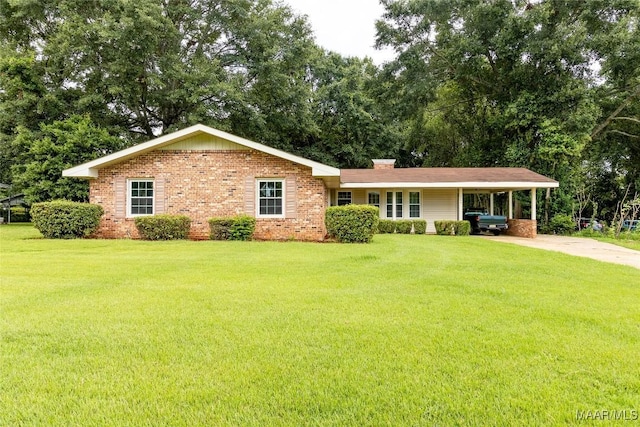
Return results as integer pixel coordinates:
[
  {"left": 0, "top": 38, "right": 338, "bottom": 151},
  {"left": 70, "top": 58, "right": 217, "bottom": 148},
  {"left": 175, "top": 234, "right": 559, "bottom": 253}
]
[{"left": 486, "top": 235, "right": 640, "bottom": 270}]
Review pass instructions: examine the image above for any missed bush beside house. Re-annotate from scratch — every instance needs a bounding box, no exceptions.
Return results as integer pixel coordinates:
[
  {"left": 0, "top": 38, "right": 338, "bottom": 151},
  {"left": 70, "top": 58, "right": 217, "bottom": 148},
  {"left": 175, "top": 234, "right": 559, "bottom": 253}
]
[
  {"left": 208, "top": 215, "right": 256, "bottom": 241},
  {"left": 134, "top": 215, "right": 191, "bottom": 240},
  {"left": 325, "top": 205, "right": 379, "bottom": 243},
  {"left": 31, "top": 200, "right": 103, "bottom": 239},
  {"left": 377, "top": 219, "right": 427, "bottom": 234},
  {"left": 434, "top": 220, "right": 471, "bottom": 236},
  {"left": 395, "top": 220, "right": 413, "bottom": 234},
  {"left": 209, "top": 218, "right": 235, "bottom": 240},
  {"left": 377, "top": 219, "right": 395, "bottom": 234},
  {"left": 412, "top": 219, "right": 427, "bottom": 234}
]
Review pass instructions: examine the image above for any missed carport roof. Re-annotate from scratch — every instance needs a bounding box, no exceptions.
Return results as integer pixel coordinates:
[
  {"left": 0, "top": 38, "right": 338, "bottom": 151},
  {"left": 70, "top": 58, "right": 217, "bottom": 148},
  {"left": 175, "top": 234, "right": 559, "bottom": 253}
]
[{"left": 340, "top": 167, "right": 559, "bottom": 190}]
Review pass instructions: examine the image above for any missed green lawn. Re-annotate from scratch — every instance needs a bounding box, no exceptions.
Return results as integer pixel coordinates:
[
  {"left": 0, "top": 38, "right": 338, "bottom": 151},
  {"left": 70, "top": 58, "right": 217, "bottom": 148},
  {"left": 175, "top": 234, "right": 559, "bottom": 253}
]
[
  {"left": 594, "top": 236, "right": 640, "bottom": 251},
  {"left": 573, "top": 228, "right": 640, "bottom": 251},
  {"left": 1, "top": 224, "right": 639, "bottom": 425}
]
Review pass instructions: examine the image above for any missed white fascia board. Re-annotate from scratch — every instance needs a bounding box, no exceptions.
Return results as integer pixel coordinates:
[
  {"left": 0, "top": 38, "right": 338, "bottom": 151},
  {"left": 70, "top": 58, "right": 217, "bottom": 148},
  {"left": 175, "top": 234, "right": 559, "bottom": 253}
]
[
  {"left": 340, "top": 181, "right": 560, "bottom": 189},
  {"left": 62, "top": 124, "right": 340, "bottom": 179}
]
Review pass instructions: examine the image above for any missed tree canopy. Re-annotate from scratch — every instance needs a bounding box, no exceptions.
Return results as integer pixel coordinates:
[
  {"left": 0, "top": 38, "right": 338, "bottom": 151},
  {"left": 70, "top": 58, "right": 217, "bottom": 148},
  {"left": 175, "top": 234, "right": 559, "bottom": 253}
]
[
  {"left": 375, "top": 0, "right": 639, "bottom": 219},
  {"left": 1, "top": 0, "right": 638, "bottom": 224}
]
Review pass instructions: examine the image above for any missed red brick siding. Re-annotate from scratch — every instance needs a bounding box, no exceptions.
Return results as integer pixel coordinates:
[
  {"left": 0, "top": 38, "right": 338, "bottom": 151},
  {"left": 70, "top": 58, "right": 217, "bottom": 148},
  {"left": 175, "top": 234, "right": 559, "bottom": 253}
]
[
  {"left": 506, "top": 219, "right": 537, "bottom": 238},
  {"left": 89, "top": 150, "right": 328, "bottom": 240}
]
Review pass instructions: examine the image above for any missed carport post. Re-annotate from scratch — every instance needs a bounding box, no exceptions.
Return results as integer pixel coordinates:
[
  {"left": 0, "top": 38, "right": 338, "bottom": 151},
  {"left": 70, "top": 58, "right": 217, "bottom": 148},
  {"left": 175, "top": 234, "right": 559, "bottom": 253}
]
[
  {"left": 508, "top": 191, "right": 513, "bottom": 219},
  {"left": 530, "top": 188, "right": 537, "bottom": 220},
  {"left": 489, "top": 193, "right": 494, "bottom": 216},
  {"left": 458, "top": 188, "right": 463, "bottom": 220}
]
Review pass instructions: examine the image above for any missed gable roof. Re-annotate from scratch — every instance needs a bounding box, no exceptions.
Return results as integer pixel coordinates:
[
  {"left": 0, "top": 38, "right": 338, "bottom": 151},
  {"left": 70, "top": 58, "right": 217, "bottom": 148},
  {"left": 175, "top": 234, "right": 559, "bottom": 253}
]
[
  {"left": 341, "top": 167, "right": 559, "bottom": 190},
  {"left": 62, "top": 124, "right": 341, "bottom": 179}
]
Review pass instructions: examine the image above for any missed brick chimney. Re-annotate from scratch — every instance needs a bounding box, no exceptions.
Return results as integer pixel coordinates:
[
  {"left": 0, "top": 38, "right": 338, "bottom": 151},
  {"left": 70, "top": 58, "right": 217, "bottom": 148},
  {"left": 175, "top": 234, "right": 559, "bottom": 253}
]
[{"left": 372, "top": 159, "right": 396, "bottom": 170}]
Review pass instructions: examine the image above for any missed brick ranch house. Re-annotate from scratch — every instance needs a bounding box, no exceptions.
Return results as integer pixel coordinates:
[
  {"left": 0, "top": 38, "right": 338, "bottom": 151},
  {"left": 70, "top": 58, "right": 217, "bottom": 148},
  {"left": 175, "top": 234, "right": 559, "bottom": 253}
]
[{"left": 63, "top": 124, "right": 559, "bottom": 240}]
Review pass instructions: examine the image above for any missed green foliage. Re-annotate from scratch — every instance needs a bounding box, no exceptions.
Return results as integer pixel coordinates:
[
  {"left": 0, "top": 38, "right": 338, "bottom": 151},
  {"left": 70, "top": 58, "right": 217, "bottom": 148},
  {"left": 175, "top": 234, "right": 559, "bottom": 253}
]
[
  {"left": 208, "top": 217, "right": 235, "bottom": 241},
  {"left": 456, "top": 221, "right": 471, "bottom": 236},
  {"left": 395, "top": 220, "right": 413, "bottom": 234},
  {"left": 134, "top": 215, "right": 191, "bottom": 241},
  {"left": 376, "top": 0, "right": 639, "bottom": 218},
  {"left": 412, "top": 219, "right": 427, "bottom": 235},
  {"left": 376, "top": 219, "right": 427, "bottom": 234},
  {"left": 11, "top": 115, "right": 122, "bottom": 203},
  {"left": 377, "top": 219, "right": 395, "bottom": 234},
  {"left": 30, "top": 200, "right": 103, "bottom": 239},
  {"left": 325, "top": 205, "right": 379, "bottom": 243},
  {"left": 573, "top": 228, "right": 603, "bottom": 238},
  {"left": 434, "top": 220, "right": 471, "bottom": 236},
  {"left": 229, "top": 215, "right": 256, "bottom": 241},
  {"left": 549, "top": 214, "right": 575, "bottom": 235},
  {"left": 208, "top": 215, "right": 256, "bottom": 241}
]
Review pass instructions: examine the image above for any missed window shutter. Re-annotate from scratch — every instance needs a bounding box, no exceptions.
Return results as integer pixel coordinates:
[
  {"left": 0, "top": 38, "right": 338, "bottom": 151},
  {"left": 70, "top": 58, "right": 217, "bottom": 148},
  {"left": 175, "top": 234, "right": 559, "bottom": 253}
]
[
  {"left": 285, "top": 176, "right": 297, "bottom": 219},
  {"left": 114, "top": 177, "right": 126, "bottom": 218},
  {"left": 155, "top": 178, "right": 165, "bottom": 214},
  {"left": 244, "top": 176, "right": 255, "bottom": 215}
]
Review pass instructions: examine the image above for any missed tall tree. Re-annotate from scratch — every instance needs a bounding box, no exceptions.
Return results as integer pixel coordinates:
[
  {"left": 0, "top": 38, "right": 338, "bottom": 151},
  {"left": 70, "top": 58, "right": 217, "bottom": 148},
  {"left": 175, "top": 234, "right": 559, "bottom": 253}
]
[
  {"left": 375, "top": 0, "right": 639, "bottom": 217},
  {"left": 12, "top": 115, "right": 123, "bottom": 203},
  {"left": 1, "top": 0, "right": 322, "bottom": 141},
  {"left": 306, "top": 52, "right": 403, "bottom": 168}
]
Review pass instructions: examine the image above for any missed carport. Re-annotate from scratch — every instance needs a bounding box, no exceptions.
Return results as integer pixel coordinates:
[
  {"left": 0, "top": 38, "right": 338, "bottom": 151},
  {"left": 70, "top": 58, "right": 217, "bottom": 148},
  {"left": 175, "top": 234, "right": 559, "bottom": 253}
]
[{"left": 339, "top": 164, "right": 559, "bottom": 237}]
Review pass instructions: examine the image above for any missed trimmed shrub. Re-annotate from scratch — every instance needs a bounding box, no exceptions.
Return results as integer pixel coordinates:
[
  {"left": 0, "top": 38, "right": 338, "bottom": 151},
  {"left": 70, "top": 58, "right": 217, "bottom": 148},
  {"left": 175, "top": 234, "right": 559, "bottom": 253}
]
[
  {"left": 549, "top": 214, "right": 575, "bottom": 235},
  {"left": 229, "top": 215, "right": 256, "bottom": 241},
  {"left": 377, "top": 219, "right": 396, "bottom": 234},
  {"left": 208, "top": 215, "right": 256, "bottom": 241},
  {"left": 325, "top": 205, "right": 379, "bottom": 243},
  {"left": 31, "top": 200, "right": 103, "bottom": 239},
  {"left": 134, "top": 214, "right": 191, "bottom": 240},
  {"left": 456, "top": 220, "right": 471, "bottom": 236},
  {"left": 208, "top": 217, "right": 234, "bottom": 240},
  {"left": 434, "top": 220, "right": 471, "bottom": 236},
  {"left": 412, "top": 219, "right": 427, "bottom": 235},
  {"left": 395, "top": 220, "right": 413, "bottom": 234},
  {"left": 434, "top": 220, "right": 455, "bottom": 235}
]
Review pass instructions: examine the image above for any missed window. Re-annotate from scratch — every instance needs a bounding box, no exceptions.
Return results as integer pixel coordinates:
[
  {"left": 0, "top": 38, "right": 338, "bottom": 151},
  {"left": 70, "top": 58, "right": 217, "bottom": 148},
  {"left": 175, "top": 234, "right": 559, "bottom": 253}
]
[
  {"left": 368, "top": 192, "right": 380, "bottom": 208},
  {"left": 258, "top": 180, "right": 283, "bottom": 216},
  {"left": 409, "top": 191, "right": 420, "bottom": 218},
  {"left": 386, "top": 192, "right": 393, "bottom": 218},
  {"left": 337, "top": 191, "right": 352, "bottom": 206},
  {"left": 129, "top": 179, "right": 154, "bottom": 216},
  {"left": 395, "top": 191, "right": 403, "bottom": 218}
]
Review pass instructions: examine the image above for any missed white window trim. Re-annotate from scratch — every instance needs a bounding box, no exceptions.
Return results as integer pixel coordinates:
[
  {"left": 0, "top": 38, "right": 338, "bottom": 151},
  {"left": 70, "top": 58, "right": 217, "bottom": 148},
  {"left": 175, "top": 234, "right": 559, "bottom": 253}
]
[
  {"left": 256, "top": 178, "right": 285, "bottom": 218},
  {"left": 127, "top": 178, "right": 154, "bottom": 218}
]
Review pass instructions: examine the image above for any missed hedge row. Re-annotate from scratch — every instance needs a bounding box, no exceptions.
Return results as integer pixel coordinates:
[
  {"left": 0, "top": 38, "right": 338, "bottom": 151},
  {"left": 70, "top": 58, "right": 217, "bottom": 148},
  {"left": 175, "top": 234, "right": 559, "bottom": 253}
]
[
  {"left": 377, "top": 219, "right": 427, "bottom": 234},
  {"left": 31, "top": 200, "right": 104, "bottom": 239},
  {"left": 434, "top": 220, "right": 471, "bottom": 236},
  {"left": 135, "top": 214, "right": 257, "bottom": 241},
  {"left": 325, "top": 205, "right": 379, "bottom": 243}
]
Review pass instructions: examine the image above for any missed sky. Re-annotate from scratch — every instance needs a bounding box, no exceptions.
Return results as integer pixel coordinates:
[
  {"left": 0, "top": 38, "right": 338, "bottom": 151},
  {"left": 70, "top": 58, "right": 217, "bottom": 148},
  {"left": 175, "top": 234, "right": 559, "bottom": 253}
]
[{"left": 284, "top": 0, "right": 396, "bottom": 65}]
